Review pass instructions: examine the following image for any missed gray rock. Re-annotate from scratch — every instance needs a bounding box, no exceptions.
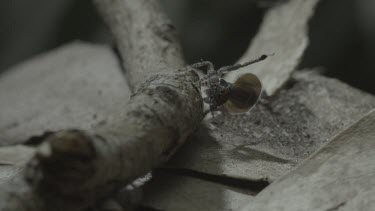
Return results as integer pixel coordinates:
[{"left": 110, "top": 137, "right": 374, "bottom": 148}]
[
  {"left": 241, "top": 109, "right": 375, "bottom": 211},
  {"left": 165, "top": 71, "right": 375, "bottom": 181},
  {"left": 142, "top": 172, "right": 254, "bottom": 211},
  {"left": 0, "top": 42, "right": 131, "bottom": 146},
  {"left": 225, "top": 0, "right": 320, "bottom": 95}
]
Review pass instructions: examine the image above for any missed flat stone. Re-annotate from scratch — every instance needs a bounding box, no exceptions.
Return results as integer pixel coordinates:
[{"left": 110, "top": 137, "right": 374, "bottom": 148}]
[
  {"left": 166, "top": 71, "right": 375, "bottom": 181},
  {"left": 241, "top": 109, "right": 375, "bottom": 211},
  {"left": 225, "top": 0, "right": 321, "bottom": 95},
  {"left": 142, "top": 171, "right": 254, "bottom": 211},
  {"left": 0, "top": 42, "right": 131, "bottom": 146}
]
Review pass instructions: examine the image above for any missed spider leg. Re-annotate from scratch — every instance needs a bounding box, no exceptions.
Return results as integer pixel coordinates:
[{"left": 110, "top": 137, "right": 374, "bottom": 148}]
[
  {"left": 190, "top": 61, "right": 214, "bottom": 70},
  {"left": 181, "top": 61, "right": 215, "bottom": 82},
  {"left": 210, "top": 104, "right": 218, "bottom": 111},
  {"left": 202, "top": 100, "right": 218, "bottom": 117},
  {"left": 217, "top": 53, "right": 273, "bottom": 75}
]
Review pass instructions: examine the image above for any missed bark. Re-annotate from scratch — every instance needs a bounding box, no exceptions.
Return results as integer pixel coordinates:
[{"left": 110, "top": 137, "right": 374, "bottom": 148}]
[
  {"left": 0, "top": 0, "right": 203, "bottom": 210},
  {"left": 94, "top": 0, "right": 185, "bottom": 91}
]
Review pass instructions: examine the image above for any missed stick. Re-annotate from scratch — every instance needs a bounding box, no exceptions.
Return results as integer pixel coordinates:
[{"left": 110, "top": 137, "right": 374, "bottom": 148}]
[{"left": 0, "top": 0, "right": 203, "bottom": 210}]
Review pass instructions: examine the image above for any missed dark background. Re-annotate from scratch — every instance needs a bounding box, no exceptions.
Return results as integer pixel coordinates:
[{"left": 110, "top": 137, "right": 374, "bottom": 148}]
[{"left": 1, "top": 0, "right": 374, "bottom": 93}]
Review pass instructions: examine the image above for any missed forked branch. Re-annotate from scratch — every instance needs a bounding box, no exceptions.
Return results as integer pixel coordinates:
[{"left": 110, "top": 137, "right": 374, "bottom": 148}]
[{"left": 0, "top": 0, "right": 203, "bottom": 210}]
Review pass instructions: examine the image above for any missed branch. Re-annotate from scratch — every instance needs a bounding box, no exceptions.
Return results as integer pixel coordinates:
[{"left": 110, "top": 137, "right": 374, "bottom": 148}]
[
  {"left": 0, "top": 0, "right": 203, "bottom": 210},
  {"left": 94, "top": 0, "right": 185, "bottom": 91}
]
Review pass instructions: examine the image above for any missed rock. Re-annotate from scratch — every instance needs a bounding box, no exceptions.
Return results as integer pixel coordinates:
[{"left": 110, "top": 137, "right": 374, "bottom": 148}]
[
  {"left": 0, "top": 42, "right": 131, "bottom": 146},
  {"left": 241, "top": 109, "right": 375, "bottom": 211},
  {"left": 225, "top": 0, "right": 321, "bottom": 95},
  {"left": 142, "top": 171, "right": 255, "bottom": 211},
  {"left": 165, "top": 71, "right": 375, "bottom": 182}
]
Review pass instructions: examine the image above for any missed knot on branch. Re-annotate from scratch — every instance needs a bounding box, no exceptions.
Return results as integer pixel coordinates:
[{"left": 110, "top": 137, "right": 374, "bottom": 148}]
[{"left": 25, "top": 130, "right": 97, "bottom": 196}]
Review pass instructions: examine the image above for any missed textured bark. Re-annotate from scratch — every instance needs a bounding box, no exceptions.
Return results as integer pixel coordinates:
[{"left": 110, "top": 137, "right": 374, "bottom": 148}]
[
  {"left": 94, "top": 0, "right": 185, "bottom": 91},
  {"left": 0, "top": 0, "right": 203, "bottom": 210}
]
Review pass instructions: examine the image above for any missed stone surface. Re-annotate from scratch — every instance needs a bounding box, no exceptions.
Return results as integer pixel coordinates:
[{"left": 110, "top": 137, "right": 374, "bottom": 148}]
[
  {"left": 241, "top": 109, "right": 375, "bottom": 211},
  {"left": 0, "top": 42, "right": 131, "bottom": 146},
  {"left": 0, "top": 145, "right": 34, "bottom": 166},
  {"left": 225, "top": 0, "right": 320, "bottom": 95},
  {"left": 166, "top": 71, "right": 375, "bottom": 181},
  {"left": 0, "top": 146, "right": 34, "bottom": 186},
  {"left": 142, "top": 171, "right": 254, "bottom": 211}
]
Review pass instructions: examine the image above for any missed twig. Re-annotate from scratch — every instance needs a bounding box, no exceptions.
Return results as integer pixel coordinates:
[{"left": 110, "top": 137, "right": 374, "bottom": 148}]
[
  {"left": 95, "top": 0, "right": 185, "bottom": 91},
  {"left": 0, "top": 0, "right": 203, "bottom": 210}
]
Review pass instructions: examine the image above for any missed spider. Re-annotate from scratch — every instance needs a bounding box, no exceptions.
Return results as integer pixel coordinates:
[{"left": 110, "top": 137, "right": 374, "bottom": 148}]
[{"left": 183, "top": 54, "right": 272, "bottom": 116}]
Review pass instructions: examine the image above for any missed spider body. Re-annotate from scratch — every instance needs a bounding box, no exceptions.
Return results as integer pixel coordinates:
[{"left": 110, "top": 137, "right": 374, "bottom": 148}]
[
  {"left": 182, "top": 54, "right": 270, "bottom": 115},
  {"left": 203, "top": 78, "right": 232, "bottom": 111}
]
